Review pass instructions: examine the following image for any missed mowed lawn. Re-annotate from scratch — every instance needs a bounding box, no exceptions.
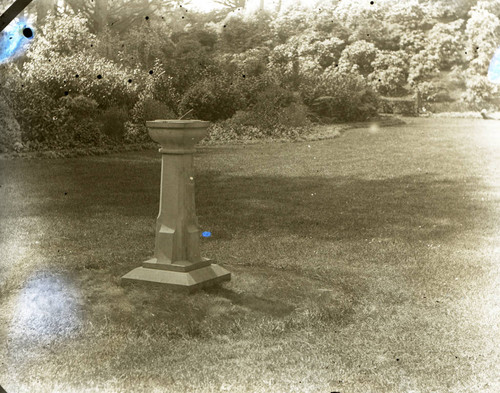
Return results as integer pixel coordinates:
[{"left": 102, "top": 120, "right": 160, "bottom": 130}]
[{"left": 0, "top": 117, "right": 499, "bottom": 393}]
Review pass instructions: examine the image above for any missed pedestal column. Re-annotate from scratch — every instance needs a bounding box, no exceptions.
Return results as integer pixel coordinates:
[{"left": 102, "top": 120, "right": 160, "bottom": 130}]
[{"left": 121, "top": 120, "right": 231, "bottom": 291}]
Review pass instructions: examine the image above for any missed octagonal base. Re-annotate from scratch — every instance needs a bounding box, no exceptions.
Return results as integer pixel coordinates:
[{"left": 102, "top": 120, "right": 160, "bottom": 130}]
[{"left": 121, "top": 263, "right": 231, "bottom": 292}]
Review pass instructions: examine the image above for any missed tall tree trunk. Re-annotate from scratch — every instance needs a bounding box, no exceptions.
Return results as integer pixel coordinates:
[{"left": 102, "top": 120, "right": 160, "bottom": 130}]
[
  {"left": 94, "top": 0, "right": 108, "bottom": 33},
  {"left": 259, "top": 0, "right": 264, "bottom": 10},
  {"left": 276, "top": 0, "right": 282, "bottom": 12},
  {"left": 36, "top": 0, "right": 55, "bottom": 25},
  {"left": 292, "top": 53, "right": 300, "bottom": 89}
]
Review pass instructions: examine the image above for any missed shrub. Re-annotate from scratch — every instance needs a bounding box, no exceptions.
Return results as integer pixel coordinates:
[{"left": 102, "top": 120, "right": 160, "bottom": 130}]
[
  {"left": 0, "top": 94, "right": 22, "bottom": 152},
  {"left": 0, "top": 65, "right": 22, "bottom": 151},
  {"left": 179, "top": 73, "right": 244, "bottom": 121},
  {"left": 123, "top": 122, "right": 146, "bottom": 144},
  {"left": 12, "top": 84, "right": 58, "bottom": 145},
  {"left": 465, "top": 4, "right": 500, "bottom": 74},
  {"left": 311, "top": 37, "right": 346, "bottom": 69},
  {"left": 131, "top": 61, "right": 180, "bottom": 121},
  {"left": 226, "top": 47, "right": 271, "bottom": 77},
  {"left": 125, "top": 99, "right": 177, "bottom": 143},
  {"left": 417, "top": 81, "right": 451, "bottom": 103},
  {"left": 428, "top": 101, "right": 477, "bottom": 113},
  {"left": 100, "top": 106, "right": 129, "bottom": 140},
  {"left": 142, "top": 99, "right": 176, "bottom": 121},
  {"left": 58, "top": 95, "right": 104, "bottom": 146},
  {"left": 219, "top": 10, "right": 274, "bottom": 53},
  {"left": 461, "top": 74, "right": 500, "bottom": 111},
  {"left": 408, "top": 49, "right": 440, "bottom": 85},
  {"left": 206, "top": 118, "right": 307, "bottom": 143},
  {"left": 338, "top": 40, "right": 378, "bottom": 77},
  {"left": 112, "top": 19, "right": 176, "bottom": 70},
  {"left": 378, "top": 96, "right": 417, "bottom": 115},
  {"left": 204, "top": 121, "right": 240, "bottom": 143},
  {"left": 200, "top": 83, "right": 311, "bottom": 142},
  {"left": 23, "top": 13, "right": 139, "bottom": 111},
  {"left": 231, "top": 103, "right": 310, "bottom": 133},
  {"left": 368, "top": 50, "right": 409, "bottom": 96},
  {"left": 6, "top": 13, "right": 142, "bottom": 149},
  {"left": 228, "top": 85, "right": 310, "bottom": 135},
  {"left": 23, "top": 51, "right": 138, "bottom": 111},
  {"left": 27, "top": 13, "right": 94, "bottom": 59},
  {"left": 427, "top": 20, "right": 465, "bottom": 71},
  {"left": 269, "top": 32, "right": 345, "bottom": 79},
  {"left": 236, "top": 72, "right": 282, "bottom": 108},
  {"left": 271, "top": 5, "right": 312, "bottom": 43},
  {"left": 14, "top": 89, "right": 104, "bottom": 149},
  {"left": 125, "top": 61, "right": 180, "bottom": 142},
  {"left": 305, "top": 71, "right": 379, "bottom": 122}
]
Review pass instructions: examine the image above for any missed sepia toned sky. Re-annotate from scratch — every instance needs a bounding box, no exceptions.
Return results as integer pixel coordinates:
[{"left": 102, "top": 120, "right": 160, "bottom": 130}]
[{"left": 187, "top": 0, "right": 317, "bottom": 12}]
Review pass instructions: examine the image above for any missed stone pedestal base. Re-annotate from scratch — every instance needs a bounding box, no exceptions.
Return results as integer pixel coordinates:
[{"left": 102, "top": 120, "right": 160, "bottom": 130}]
[
  {"left": 121, "top": 120, "right": 231, "bottom": 292},
  {"left": 121, "top": 261, "right": 231, "bottom": 292}
]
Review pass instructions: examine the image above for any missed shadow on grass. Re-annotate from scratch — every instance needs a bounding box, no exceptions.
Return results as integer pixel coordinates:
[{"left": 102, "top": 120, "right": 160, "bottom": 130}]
[
  {"left": 203, "top": 286, "right": 295, "bottom": 317},
  {"left": 196, "top": 170, "right": 487, "bottom": 242},
  {"left": 1, "top": 152, "right": 489, "bottom": 344},
  {"left": 0, "top": 158, "right": 160, "bottom": 219},
  {"left": 1, "top": 158, "right": 487, "bottom": 255}
]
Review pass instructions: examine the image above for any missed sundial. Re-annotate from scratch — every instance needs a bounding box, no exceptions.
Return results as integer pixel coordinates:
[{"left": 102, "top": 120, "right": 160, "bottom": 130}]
[{"left": 122, "top": 120, "right": 231, "bottom": 291}]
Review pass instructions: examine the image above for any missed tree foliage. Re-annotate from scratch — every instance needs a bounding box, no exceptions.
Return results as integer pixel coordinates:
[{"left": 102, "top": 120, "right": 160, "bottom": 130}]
[{"left": 2, "top": 0, "right": 500, "bottom": 150}]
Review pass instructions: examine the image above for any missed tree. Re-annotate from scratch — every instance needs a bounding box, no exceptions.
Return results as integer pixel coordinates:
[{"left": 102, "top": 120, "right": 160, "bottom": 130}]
[
  {"left": 57, "top": 0, "right": 176, "bottom": 34},
  {"left": 427, "top": 20, "right": 466, "bottom": 71},
  {"left": 271, "top": 4, "right": 312, "bottom": 43},
  {"left": 369, "top": 50, "right": 409, "bottom": 96},
  {"left": 462, "top": 1, "right": 500, "bottom": 108},
  {"left": 465, "top": 3, "right": 500, "bottom": 74},
  {"left": 338, "top": 40, "right": 378, "bottom": 77},
  {"left": 218, "top": 9, "right": 273, "bottom": 53},
  {"left": 94, "top": 0, "right": 107, "bottom": 33},
  {"left": 35, "top": 0, "right": 56, "bottom": 24},
  {"left": 214, "top": 0, "right": 245, "bottom": 11}
]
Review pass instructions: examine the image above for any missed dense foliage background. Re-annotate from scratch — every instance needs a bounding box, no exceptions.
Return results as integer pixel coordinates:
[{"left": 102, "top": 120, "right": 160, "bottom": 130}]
[{"left": 1, "top": 0, "right": 499, "bottom": 151}]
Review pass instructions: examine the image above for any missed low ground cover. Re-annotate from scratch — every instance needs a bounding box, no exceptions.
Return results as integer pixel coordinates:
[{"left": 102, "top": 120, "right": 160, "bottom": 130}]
[
  {"left": 0, "top": 117, "right": 405, "bottom": 160},
  {"left": 0, "top": 118, "right": 499, "bottom": 392}
]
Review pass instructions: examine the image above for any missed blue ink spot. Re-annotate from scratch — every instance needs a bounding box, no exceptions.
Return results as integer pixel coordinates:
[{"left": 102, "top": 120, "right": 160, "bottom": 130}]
[
  {"left": 202, "top": 231, "right": 211, "bottom": 237},
  {"left": 488, "top": 46, "right": 500, "bottom": 84},
  {"left": 0, "top": 19, "right": 35, "bottom": 64}
]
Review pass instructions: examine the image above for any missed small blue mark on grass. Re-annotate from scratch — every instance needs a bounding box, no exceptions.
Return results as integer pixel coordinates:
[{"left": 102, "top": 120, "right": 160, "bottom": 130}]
[
  {"left": 488, "top": 46, "right": 500, "bottom": 84},
  {"left": 202, "top": 231, "right": 211, "bottom": 237}
]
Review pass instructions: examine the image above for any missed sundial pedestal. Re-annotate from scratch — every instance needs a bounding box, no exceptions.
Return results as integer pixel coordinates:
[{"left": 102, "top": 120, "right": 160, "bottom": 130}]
[{"left": 121, "top": 120, "right": 231, "bottom": 292}]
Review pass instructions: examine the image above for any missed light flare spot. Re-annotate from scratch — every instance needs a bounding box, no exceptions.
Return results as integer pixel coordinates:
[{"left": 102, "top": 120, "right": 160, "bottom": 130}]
[
  {"left": 488, "top": 46, "right": 500, "bottom": 84},
  {"left": 0, "top": 19, "right": 35, "bottom": 63},
  {"left": 369, "top": 123, "right": 380, "bottom": 134},
  {"left": 9, "top": 272, "right": 81, "bottom": 343}
]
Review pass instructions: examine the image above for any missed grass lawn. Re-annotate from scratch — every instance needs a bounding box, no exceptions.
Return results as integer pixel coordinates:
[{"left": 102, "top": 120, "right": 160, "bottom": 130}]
[{"left": 0, "top": 117, "right": 499, "bottom": 393}]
